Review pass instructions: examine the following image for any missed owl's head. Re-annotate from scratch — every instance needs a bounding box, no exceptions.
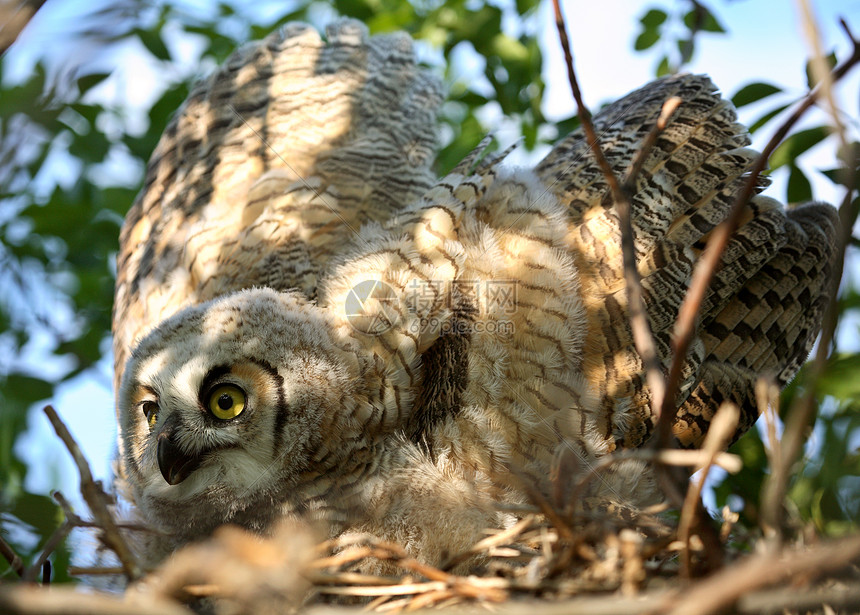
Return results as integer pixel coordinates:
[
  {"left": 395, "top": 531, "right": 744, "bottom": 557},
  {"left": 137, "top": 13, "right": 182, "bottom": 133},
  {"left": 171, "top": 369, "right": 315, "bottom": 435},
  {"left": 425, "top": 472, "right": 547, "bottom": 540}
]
[{"left": 117, "top": 288, "right": 371, "bottom": 537}]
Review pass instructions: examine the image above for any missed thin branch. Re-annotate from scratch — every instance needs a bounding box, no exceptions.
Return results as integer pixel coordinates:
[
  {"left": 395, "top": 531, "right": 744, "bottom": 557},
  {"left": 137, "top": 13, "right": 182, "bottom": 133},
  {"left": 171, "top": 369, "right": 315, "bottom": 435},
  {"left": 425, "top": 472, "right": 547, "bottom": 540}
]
[
  {"left": 676, "top": 402, "right": 739, "bottom": 578},
  {"left": 754, "top": 376, "right": 784, "bottom": 543},
  {"left": 508, "top": 466, "right": 574, "bottom": 541},
  {"left": 617, "top": 97, "right": 682, "bottom": 417},
  {"left": 22, "top": 523, "right": 71, "bottom": 583},
  {"left": 755, "top": 376, "right": 782, "bottom": 476},
  {"left": 569, "top": 447, "right": 742, "bottom": 505},
  {"left": 762, "top": 189, "right": 858, "bottom": 538},
  {"left": 0, "top": 584, "right": 192, "bottom": 615},
  {"left": 442, "top": 515, "right": 537, "bottom": 571},
  {"left": 315, "top": 581, "right": 448, "bottom": 596},
  {"left": 737, "top": 584, "right": 860, "bottom": 615},
  {"left": 798, "top": 0, "right": 849, "bottom": 156},
  {"left": 759, "top": 20, "right": 860, "bottom": 541},
  {"left": 551, "top": 0, "right": 670, "bottom": 421},
  {"left": 42, "top": 405, "right": 141, "bottom": 580},
  {"left": 0, "top": 534, "right": 24, "bottom": 577},
  {"left": 623, "top": 97, "right": 683, "bottom": 190},
  {"left": 655, "top": 33, "right": 860, "bottom": 450},
  {"left": 309, "top": 535, "right": 508, "bottom": 603},
  {"left": 68, "top": 566, "right": 128, "bottom": 576},
  {"left": 0, "top": 0, "right": 48, "bottom": 56},
  {"left": 53, "top": 491, "right": 160, "bottom": 534},
  {"left": 663, "top": 534, "right": 860, "bottom": 615}
]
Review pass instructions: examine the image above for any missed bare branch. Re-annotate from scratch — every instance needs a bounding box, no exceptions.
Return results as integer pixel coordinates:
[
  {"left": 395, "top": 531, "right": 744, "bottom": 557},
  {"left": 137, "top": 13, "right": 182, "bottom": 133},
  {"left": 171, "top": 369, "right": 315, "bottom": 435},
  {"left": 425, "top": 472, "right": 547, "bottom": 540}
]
[
  {"left": 623, "top": 97, "right": 682, "bottom": 191},
  {"left": 762, "top": 188, "right": 858, "bottom": 538},
  {"left": 42, "top": 405, "right": 141, "bottom": 580},
  {"left": 22, "top": 523, "right": 71, "bottom": 583},
  {"left": 0, "top": 0, "right": 48, "bottom": 56},
  {"left": 443, "top": 515, "right": 537, "bottom": 571},
  {"left": 68, "top": 566, "right": 128, "bottom": 576},
  {"left": 551, "top": 0, "right": 671, "bottom": 423},
  {"left": 798, "top": 0, "right": 849, "bottom": 156},
  {"left": 0, "top": 534, "right": 24, "bottom": 577},
  {"left": 757, "top": 14, "right": 860, "bottom": 543},
  {"left": 0, "top": 584, "right": 192, "bottom": 615},
  {"left": 570, "top": 447, "right": 742, "bottom": 505},
  {"left": 676, "top": 402, "right": 739, "bottom": 578},
  {"left": 508, "top": 465, "right": 575, "bottom": 541},
  {"left": 663, "top": 534, "right": 860, "bottom": 615}
]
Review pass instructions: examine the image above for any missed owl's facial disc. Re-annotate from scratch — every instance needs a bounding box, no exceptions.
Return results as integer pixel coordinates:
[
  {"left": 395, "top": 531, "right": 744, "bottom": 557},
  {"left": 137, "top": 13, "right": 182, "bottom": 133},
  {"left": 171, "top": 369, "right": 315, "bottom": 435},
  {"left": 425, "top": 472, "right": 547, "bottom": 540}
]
[
  {"left": 119, "top": 288, "right": 364, "bottom": 533},
  {"left": 151, "top": 377, "right": 250, "bottom": 485}
]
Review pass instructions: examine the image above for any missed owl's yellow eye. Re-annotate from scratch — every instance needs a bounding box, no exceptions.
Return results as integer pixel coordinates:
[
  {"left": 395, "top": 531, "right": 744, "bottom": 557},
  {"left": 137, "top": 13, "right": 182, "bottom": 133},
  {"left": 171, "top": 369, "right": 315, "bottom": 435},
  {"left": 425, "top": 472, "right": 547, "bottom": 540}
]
[
  {"left": 207, "top": 384, "right": 246, "bottom": 420},
  {"left": 141, "top": 400, "right": 159, "bottom": 431}
]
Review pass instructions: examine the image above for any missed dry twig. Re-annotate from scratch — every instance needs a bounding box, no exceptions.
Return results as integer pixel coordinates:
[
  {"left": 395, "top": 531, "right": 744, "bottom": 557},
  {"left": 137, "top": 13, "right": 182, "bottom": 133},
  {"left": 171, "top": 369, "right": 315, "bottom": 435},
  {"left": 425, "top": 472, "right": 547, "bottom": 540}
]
[
  {"left": 760, "top": 22, "right": 860, "bottom": 540},
  {"left": 0, "top": 584, "right": 192, "bottom": 615},
  {"left": 676, "top": 402, "right": 739, "bottom": 578},
  {"left": 0, "top": 0, "right": 48, "bottom": 55},
  {"left": 42, "top": 405, "right": 141, "bottom": 579},
  {"left": 0, "top": 534, "right": 24, "bottom": 578},
  {"left": 551, "top": 0, "right": 669, "bottom": 422},
  {"left": 662, "top": 534, "right": 860, "bottom": 615},
  {"left": 569, "top": 447, "right": 742, "bottom": 506}
]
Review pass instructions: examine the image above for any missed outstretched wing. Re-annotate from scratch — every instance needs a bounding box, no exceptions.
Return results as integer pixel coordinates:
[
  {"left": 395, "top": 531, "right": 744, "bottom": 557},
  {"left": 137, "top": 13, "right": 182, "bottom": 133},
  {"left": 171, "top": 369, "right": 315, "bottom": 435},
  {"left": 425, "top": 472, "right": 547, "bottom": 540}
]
[
  {"left": 535, "top": 73, "right": 838, "bottom": 450},
  {"left": 113, "top": 20, "right": 443, "bottom": 396}
]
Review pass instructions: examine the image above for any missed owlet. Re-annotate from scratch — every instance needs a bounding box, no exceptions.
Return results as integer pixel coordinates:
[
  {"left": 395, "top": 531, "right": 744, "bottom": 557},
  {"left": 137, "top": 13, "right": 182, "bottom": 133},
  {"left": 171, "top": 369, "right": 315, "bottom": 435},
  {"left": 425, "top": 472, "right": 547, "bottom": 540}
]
[{"left": 112, "top": 20, "right": 838, "bottom": 567}]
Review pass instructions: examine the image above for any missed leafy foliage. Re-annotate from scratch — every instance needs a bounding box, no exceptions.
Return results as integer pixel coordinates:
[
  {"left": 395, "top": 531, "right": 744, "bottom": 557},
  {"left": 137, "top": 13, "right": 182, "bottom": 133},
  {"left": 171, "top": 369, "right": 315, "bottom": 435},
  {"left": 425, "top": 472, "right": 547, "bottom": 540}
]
[{"left": 633, "top": 0, "right": 725, "bottom": 76}]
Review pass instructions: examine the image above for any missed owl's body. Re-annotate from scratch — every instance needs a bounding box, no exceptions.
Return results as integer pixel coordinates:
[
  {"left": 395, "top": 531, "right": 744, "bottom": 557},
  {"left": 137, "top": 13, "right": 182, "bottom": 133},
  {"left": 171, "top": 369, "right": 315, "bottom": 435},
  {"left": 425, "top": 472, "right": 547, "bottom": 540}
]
[{"left": 113, "top": 21, "right": 838, "bottom": 568}]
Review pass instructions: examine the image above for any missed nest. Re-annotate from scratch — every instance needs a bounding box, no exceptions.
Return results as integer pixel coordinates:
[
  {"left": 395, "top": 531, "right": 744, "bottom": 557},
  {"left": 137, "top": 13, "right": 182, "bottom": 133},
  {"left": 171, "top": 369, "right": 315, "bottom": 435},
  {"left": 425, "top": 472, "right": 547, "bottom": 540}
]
[{"left": 2, "top": 409, "right": 859, "bottom": 615}]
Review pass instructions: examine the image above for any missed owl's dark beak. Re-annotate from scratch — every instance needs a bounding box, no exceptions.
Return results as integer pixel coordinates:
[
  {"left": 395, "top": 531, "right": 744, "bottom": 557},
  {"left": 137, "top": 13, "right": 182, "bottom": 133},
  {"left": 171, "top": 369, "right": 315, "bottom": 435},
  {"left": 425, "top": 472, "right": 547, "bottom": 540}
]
[{"left": 156, "top": 415, "right": 204, "bottom": 485}]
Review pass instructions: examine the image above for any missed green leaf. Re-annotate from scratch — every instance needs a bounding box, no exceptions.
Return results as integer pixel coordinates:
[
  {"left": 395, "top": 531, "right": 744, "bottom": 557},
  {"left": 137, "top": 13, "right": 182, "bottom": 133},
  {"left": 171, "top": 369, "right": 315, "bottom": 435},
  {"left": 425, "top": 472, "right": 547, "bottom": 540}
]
[
  {"left": 677, "top": 38, "right": 694, "bottom": 64},
  {"left": 515, "top": 0, "right": 541, "bottom": 14},
  {"left": 184, "top": 25, "right": 237, "bottom": 64},
  {"left": 640, "top": 8, "right": 668, "bottom": 28},
  {"left": 124, "top": 81, "right": 190, "bottom": 159},
  {"left": 748, "top": 102, "right": 791, "bottom": 134},
  {"left": 521, "top": 114, "right": 537, "bottom": 150},
  {"left": 805, "top": 51, "right": 838, "bottom": 89},
  {"left": 75, "top": 72, "right": 112, "bottom": 96},
  {"left": 822, "top": 166, "right": 860, "bottom": 189},
  {"left": 731, "top": 82, "right": 783, "bottom": 108},
  {"left": 436, "top": 113, "right": 485, "bottom": 175},
  {"left": 818, "top": 354, "right": 860, "bottom": 400},
  {"left": 635, "top": 28, "right": 661, "bottom": 51},
  {"left": 333, "top": 0, "right": 376, "bottom": 22},
  {"left": 67, "top": 131, "right": 111, "bottom": 163},
  {"left": 137, "top": 28, "right": 171, "bottom": 61},
  {"left": 786, "top": 164, "right": 813, "bottom": 203},
  {"left": 2, "top": 374, "right": 53, "bottom": 406},
  {"left": 455, "top": 91, "right": 490, "bottom": 107},
  {"left": 0, "top": 62, "right": 47, "bottom": 120},
  {"left": 683, "top": 5, "right": 726, "bottom": 33},
  {"left": 490, "top": 33, "right": 529, "bottom": 64},
  {"left": 554, "top": 113, "right": 581, "bottom": 139},
  {"left": 769, "top": 125, "right": 830, "bottom": 170},
  {"left": 656, "top": 55, "right": 671, "bottom": 77}
]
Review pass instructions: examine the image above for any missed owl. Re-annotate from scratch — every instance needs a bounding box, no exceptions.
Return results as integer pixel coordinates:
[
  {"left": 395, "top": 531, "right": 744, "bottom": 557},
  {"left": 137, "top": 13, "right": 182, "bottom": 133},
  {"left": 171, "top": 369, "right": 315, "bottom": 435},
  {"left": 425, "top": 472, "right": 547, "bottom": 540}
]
[{"left": 112, "top": 20, "right": 838, "bottom": 568}]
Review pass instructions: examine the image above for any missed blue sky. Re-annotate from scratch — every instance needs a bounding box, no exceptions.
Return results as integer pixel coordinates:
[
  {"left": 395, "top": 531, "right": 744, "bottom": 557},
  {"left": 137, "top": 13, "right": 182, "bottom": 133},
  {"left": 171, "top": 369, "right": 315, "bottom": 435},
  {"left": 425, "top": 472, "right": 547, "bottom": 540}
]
[{"left": 7, "top": 0, "right": 860, "bottom": 520}]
